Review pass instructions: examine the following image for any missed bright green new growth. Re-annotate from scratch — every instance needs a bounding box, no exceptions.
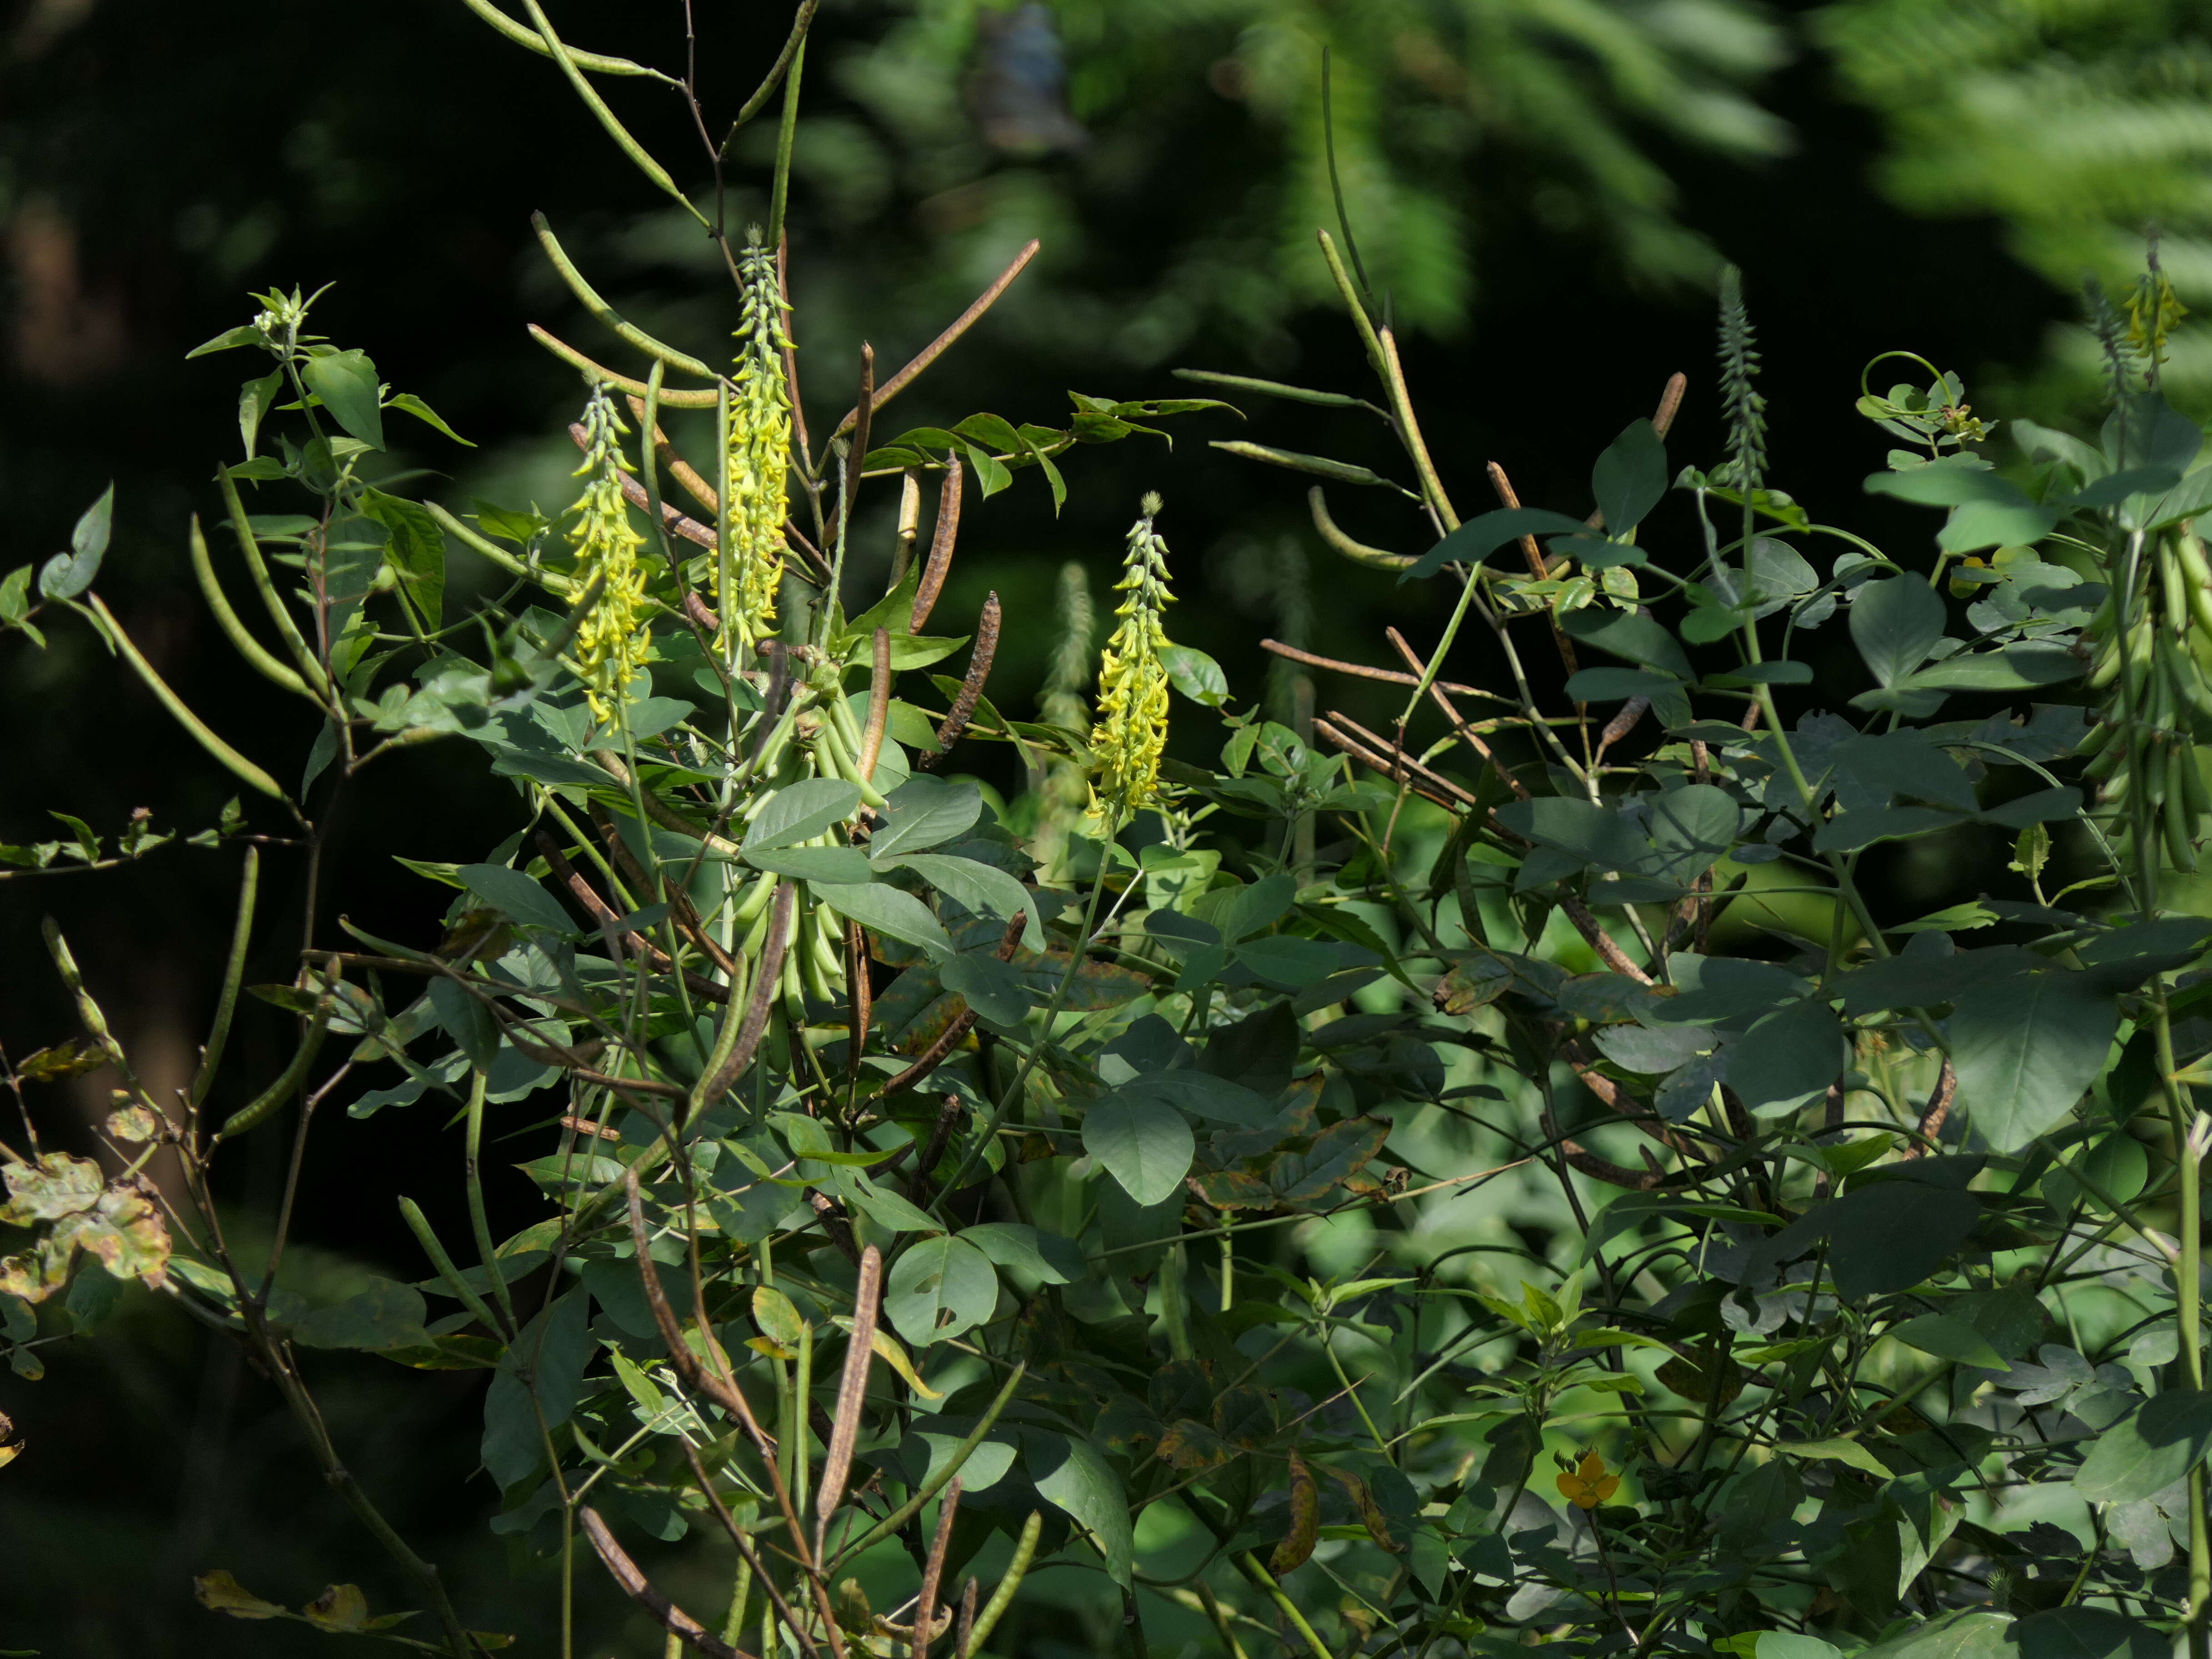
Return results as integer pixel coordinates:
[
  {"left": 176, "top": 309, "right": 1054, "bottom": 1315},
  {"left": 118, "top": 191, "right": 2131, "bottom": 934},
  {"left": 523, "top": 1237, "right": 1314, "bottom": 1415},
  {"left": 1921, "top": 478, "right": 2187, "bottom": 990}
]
[
  {"left": 566, "top": 381, "right": 648, "bottom": 719},
  {"left": 725, "top": 233, "right": 793, "bottom": 650},
  {"left": 1086, "top": 494, "right": 1174, "bottom": 832}
]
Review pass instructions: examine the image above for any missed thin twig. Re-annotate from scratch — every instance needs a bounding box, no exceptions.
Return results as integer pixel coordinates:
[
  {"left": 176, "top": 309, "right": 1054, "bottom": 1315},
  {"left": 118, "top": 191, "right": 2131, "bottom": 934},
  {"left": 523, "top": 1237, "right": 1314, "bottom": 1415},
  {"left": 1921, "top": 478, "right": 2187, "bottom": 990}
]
[
  {"left": 579, "top": 1506, "right": 754, "bottom": 1659},
  {"left": 830, "top": 241, "right": 1041, "bottom": 441}
]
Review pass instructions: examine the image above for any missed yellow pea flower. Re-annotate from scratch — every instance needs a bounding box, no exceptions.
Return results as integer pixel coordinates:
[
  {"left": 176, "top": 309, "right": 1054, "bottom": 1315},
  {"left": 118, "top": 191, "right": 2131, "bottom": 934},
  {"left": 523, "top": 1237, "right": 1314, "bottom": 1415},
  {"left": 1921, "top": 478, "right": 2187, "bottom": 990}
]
[
  {"left": 566, "top": 381, "right": 648, "bottom": 720},
  {"left": 1556, "top": 1451, "right": 1620, "bottom": 1511},
  {"left": 1085, "top": 494, "right": 1175, "bottom": 834},
  {"left": 724, "top": 232, "right": 794, "bottom": 653}
]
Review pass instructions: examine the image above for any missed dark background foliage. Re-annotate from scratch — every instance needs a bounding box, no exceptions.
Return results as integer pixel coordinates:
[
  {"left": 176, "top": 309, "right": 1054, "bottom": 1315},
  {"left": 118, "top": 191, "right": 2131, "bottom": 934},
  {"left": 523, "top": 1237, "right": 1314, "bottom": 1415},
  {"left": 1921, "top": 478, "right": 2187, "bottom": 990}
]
[{"left": 0, "top": 0, "right": 2070, "bottom": 1650}]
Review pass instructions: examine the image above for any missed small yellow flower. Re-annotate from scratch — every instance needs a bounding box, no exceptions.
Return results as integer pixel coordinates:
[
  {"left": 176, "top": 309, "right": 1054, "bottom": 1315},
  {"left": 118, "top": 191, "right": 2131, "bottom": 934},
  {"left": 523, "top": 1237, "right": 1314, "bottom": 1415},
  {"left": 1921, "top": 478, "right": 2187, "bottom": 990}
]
[
  {"left": 566, "top": 382, "right": 648, "bottom": 720},
  {"left": 1556, "top": 1452, "right": 1620, "bottom": 1511},
  {"left": 1086, "top": 495, "right": 1175, "bottom": 834},
  {"left": 724, "top": 233, "right": 794, "bottom": 652},
  {"left": 2127, "top": 266, "right": 2187, "bottom": 370}
]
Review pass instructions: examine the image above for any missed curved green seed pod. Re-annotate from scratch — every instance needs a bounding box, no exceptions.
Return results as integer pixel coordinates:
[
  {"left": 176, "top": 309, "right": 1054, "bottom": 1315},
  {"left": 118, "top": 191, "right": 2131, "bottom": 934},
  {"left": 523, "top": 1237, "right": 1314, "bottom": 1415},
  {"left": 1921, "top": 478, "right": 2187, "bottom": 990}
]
[
  {"left": 2102, "top": 764, "right": 2132, "bottom": 808},
  {"left": 2167, "top": 744, "right": 2200, "bottom": 871},
  {"left": 213, "top": 997, "right": 332, "bottom": 1142},
  {"left": 2086, "top": 735, "right": 2128, "bottom": 781},
  {"left": 962, "top": 1510, "right": 1043, "bottom": 1659},
  {"left": 2175, "top": 532, "right": 2212, "bottom": 641},
  {"left": 814, "top": 710, "right": 889, "bottom": 809},
  {"left": 2162, "top": 537, "right": 2192, "bottom": 635},
  {"left": 730, "top": 866, "right": 780, "bottom": 925},
  {"left": 2182, "top": 741, "right": 2212, "bottom": 819},
  {"left": 2090, "top": 630, "right": 2125, "bottom": 690},
  {"left": 2076, "top": 718, "right": 2118, "bottom": 760}
]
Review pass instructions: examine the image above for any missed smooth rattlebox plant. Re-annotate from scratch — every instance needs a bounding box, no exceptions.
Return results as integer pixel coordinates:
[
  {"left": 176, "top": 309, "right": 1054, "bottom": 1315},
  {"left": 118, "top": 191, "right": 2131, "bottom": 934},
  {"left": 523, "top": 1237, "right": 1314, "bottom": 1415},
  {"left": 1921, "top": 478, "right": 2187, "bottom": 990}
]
[{"left": 11, "top": 6, "right": 2212, "bottom": 1659}]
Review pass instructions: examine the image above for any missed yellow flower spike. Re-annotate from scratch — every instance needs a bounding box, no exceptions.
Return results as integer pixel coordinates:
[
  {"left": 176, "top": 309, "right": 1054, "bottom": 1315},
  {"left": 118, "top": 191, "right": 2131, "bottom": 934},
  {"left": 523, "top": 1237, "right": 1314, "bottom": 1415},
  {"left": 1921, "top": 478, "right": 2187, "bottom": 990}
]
[
  {"left": 565, "top": 381, "right": 649, "bottom": 720},
  {"left": 1085, "top": 494, "right": 1175, "bottom": 835},
  {"left": 724, "top": 232, "right": 794, "bottom": 653},
  {"left": 1556, "top": 1451, "right": 1620, "bottom": 1511}
]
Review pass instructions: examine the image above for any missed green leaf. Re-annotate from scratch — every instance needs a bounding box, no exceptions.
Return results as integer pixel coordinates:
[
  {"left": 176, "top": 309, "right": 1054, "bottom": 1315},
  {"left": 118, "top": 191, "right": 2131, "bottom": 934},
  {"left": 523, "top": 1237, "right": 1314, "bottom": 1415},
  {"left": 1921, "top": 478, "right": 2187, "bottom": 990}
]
[
  {"left": 1887, "top": 1312, "right": 2009, "bottom": 1372},
  {"left": 939, "top": 952, "right": 1031, "bottom": 1024},
  {"left": 302, "top": 348, "right": 385, "bottom": 450},
  {"left": 1950, "top": 973, "right": 2117, "bottom": 1152},
  {"left": 186, "top": 323, "right": 269, "bottom": 358},
  {"left": 2075, "top": 1389, "right": 2212, "bottom": 1504},
  {"left": 870, "top": 777, "right": 984, "bottom": 859},
  {"left": 815, "top": 882, "right": 953, "bottom": 960},
  {"left": 386, "top": 391, "right": 474, "bottom": 447},
  {"left": 1729, "top": 997, "right": 1844, "bottom": 1115},
  {"left": 960, "top": 1222, "right": 1084, "bottom": 1284},
  {"left": 882, "top": 1235, "right": 998, "bottom": 1347},
  {"left": 1647, "top": 785, "right": 1742, "bottom": 885},
  {"left": 38, "top": 483, "right": 113, "bottom": 602},
  {"left": 1028, "top": 1428, "right": 1135, "bottom": 1585},
  {"left": 747, "top": 779, "right": 864, "bottom": 851},
  {"left": 899, "top": 1423, "right": 1019, "bottom": 1493},
  {"left": 1858, "top": 1611, "right": 2015, "bottom": 1659},
  {"left": 1773, "top": 1437, "right": 1892, "bottom": 1478},
  {"left": 1820, "top": 1180, "right": 1981, "bottom": 1300},
  {"left": 1885, "top": 646, "right": 2080, "bottom": 694},
  {"left": 893, "top": 853, "right": 1038, "bottom": 941},
  {"left": 1159, "top": 643, "right": 1229, "bottom": 706},
  {"left": 2013, "top": 1608, "right": 2166, "bottom": 1659},
  {"left": 1494, "top": 796, "right": 1645, "bottom": 873},
  {"left": 456, "top": 863, "right": 575, "bottom": 935},
  {"left": 1590, "top": 417, "right": 1667, "bottom": 533},
  {"left": 742, "top": 846, "right": 874, "bottom": 884},
  {"left": 1560, "top": 607, "right": 1694, "bottom": 680},
  {"left": 1564, "top": 667, "right": 1679, "bottom": 703},
  {"left": 240, "top": 370, "right": 283, "bottom": 459},
  {"left": 361, "top": 490, "right": 447, "bottom": 628},
  {"left": 290, "top": 1278, "right": 431, "bottom": 1351},
  {"left": 1850, "top": 577, "right": 1946, "bottom": 687},
  {"left": 752, "top": 1285, "right": 806, "bottom": 1348},
  {"left": 1400, "top": 507, "right": 1591, "bottom": 582},
  {"left": 1083, "top": 1094, "right": 1194, "bottom": 1206}
]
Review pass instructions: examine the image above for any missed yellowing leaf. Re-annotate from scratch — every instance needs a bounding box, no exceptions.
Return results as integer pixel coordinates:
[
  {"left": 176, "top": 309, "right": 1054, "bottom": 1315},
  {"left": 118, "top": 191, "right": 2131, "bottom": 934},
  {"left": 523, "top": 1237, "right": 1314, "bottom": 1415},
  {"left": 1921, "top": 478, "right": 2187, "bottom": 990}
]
[
  {"left": 302, "top": 1583, "right": 369, "bottom": 1632},
  {"left": 105, "top": 1105, "right": 160, "bottom": 1144},
  {"left": 869, "top": 1327, "right": 943, "bottom": 1398},
  {"left": 753, "top": 1284, "right": 807, "bottom": 1348},
  {"left": 194, "top": 1569, "right": 286, "bottom": 1619}
]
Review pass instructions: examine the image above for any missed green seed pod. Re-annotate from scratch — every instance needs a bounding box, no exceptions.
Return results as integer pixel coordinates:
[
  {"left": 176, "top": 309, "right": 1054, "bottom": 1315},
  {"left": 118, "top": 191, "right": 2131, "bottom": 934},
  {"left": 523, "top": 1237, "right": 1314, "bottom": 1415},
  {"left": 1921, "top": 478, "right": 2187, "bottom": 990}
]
[
  {"left": 2167, "top": 744, "right": 2200, "bottom": 871},
  {"left": 2175, "top": 532, "right": 2212, "bottom": 641}
]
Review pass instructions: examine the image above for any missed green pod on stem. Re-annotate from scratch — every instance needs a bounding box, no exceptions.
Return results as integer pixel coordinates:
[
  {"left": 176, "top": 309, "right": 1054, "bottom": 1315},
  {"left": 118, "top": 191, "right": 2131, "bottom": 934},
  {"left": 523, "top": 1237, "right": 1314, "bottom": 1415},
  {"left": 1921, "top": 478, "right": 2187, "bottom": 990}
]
[{"left": 2167, "top": 742, "right": 2201, "bottom": 872}]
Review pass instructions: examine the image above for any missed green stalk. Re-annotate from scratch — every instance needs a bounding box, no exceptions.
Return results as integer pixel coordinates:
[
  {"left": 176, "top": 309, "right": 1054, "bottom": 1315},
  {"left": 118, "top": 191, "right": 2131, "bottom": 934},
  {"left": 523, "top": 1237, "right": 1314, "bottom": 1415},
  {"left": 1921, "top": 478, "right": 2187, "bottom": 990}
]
[
  {"left": 768, "top": 36, "right": 806, "bottom": 253},
  {"left": 832, "top": 1363, "right": 1026, "bottom": 1564},
  {"left": 399, "top": 1195, "right": 510, "bottom": 1339},
  {"left": 189, "top": 516, "right": 317, "bottom": 701},
  {"left": 189, "top": 846, "right": 260, "bottom": 1110},
  {"left": 463, "top": 1067, "right": 518, "bottom": 1331},
  {"left": 216, "top": 466, "right": 333, "bottom": 698},
  {"left": 75, "top": 597, "right": 286, "bottom": 800},
  {"left": 516, "top": 0, "right": 710, "bottom": 229}
]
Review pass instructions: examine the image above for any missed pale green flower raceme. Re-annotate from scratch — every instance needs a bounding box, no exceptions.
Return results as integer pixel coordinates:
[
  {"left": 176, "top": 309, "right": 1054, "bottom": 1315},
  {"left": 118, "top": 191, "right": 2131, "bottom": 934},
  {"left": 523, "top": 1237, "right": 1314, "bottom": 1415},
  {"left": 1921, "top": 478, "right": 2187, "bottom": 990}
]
[
  {"left": 725, "top": 233, "right": 794, "bottom": 651},
  {"left": 566, "top": 381, "right": 648, "bottom": 720},
  {"left": 1086, "top": 495, "right": 1174, "bottom": 833}
]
